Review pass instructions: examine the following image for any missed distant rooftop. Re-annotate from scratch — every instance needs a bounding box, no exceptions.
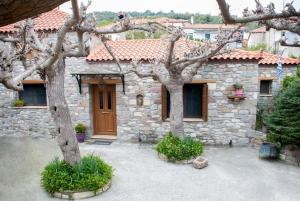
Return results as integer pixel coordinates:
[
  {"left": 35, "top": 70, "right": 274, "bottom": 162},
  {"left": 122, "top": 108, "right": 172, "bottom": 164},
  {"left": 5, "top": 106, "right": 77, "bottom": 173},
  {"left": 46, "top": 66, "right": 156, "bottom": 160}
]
[{"left": 183, "top": 23, "right": 241, "bottom": 30}]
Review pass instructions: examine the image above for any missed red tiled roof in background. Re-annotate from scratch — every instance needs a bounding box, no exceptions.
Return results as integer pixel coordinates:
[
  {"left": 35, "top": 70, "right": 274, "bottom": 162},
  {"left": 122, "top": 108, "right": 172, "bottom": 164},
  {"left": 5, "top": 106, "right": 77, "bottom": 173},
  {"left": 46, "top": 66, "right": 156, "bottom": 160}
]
[
  {"left": 0, "top": 8, "right": 69, "bottom": 33},
  {"left": 183, "top": 23, "right": 240, "bottom": 30},
  {"left": 250, "top": 26, "right": 266, "bottom": 33},
  {"left": 87, "top": 39, "right": 300, "bottom": 65}
]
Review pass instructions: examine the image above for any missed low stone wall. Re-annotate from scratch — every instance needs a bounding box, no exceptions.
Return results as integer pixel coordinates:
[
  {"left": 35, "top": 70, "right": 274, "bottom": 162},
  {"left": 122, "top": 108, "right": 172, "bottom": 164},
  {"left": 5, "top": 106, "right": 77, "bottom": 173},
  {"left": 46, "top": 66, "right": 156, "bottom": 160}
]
[{"left": 280, "top": 145, "right": 300, "bottom": 167}]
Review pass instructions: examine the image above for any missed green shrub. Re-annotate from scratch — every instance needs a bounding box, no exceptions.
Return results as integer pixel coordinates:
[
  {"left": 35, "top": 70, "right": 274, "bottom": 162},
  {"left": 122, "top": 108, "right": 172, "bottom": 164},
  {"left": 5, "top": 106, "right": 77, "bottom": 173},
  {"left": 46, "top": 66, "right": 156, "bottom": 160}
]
[
  {"left": 13, "top": 99, "right": 25, "bottom": 107},
  {"left": 282, "top": 75, "right": 299, "bottom": 92},
  {"left": 75, "top": 123, "right": 87, "bottom": 133},
  {"left": 41, "top": 155, "right": 112, "bottom": 194},
  {"left": 288, "top": 54, "right": 299, "bottom": 59},
  {"left": 155, "top": 132, "right": 204, "bottom": 161},
  {"left": 297, "top": 66, "right": 300, "bottom": 78},
  {"left": 244, "top": 43, "right": 268, "bottom": 51},
  {"left": 265, "top": 79, "right": 300, "bottom": 145}
]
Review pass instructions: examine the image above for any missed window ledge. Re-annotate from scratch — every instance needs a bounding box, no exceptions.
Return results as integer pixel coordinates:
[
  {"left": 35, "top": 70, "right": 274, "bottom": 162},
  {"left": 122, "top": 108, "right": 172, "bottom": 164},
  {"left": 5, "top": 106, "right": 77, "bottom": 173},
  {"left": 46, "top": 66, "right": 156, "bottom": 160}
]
[
  {"left": 259, "top": 94, "right": 273, "bottom": 97},
  {"left": 164, "top": 118, "right": 204, "bottom": 122},
  {"left": 9, "top": 106, "right": 48, "bottom": 109}
]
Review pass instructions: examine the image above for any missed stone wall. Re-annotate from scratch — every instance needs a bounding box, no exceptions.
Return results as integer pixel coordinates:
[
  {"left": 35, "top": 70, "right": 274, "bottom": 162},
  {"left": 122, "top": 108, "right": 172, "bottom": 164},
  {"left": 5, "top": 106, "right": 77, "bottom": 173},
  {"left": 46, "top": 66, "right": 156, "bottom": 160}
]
[
  {"left": 80, "top": 61, "right": 258, "bottom": 145},
  {"left": 0, "top": 56, "right": 259, "bottom": 145},
  {"left": 280, "top": 145, "right": 300, "bottom": 167},
  {"left": 258, "top": 65, "right": 297, "bottom": 107}
]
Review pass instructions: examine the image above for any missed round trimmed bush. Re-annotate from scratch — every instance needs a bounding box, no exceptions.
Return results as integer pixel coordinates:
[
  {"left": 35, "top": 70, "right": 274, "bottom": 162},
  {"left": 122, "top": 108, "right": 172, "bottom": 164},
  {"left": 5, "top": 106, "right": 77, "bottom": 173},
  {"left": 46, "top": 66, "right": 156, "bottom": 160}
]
[
  {"left": 41, "top": 155, "right": 112, "bottom": 194},
  {"left": 155, "top": 132, "right": 204, "bottom": 162}
]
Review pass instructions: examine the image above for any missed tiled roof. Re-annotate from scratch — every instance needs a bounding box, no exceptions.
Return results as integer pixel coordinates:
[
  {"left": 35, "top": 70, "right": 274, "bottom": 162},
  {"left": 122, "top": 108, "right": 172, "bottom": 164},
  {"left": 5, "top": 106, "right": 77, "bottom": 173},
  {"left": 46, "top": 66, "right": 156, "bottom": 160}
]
[
  {"left": 87, "top": 39, "right": 300, "bottom": 65},
  {"left": 86, "top": 39, "right": 263, "bottom": 62},
  {"left": 250, "top": 26, "right": 266, "bottom": 33},
  {"left": 259, "top": 51, "right": 300, "bottom": 65},
  {"left": 87, "top": 39, "right": 189, "bottom": 61},
  {"left": 183, "top": 23, "right": 240, "bottom": 30},
  {"left": 0, "top": 8, "right": 69, "bottom": 33}
]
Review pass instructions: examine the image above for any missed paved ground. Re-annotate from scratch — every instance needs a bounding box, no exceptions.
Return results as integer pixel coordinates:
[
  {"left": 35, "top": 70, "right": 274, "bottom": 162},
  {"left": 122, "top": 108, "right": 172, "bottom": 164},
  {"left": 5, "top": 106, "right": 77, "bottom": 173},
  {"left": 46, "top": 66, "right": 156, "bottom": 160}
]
[{"left": 0, "top": 137, "right": 300, "bottom": 201}]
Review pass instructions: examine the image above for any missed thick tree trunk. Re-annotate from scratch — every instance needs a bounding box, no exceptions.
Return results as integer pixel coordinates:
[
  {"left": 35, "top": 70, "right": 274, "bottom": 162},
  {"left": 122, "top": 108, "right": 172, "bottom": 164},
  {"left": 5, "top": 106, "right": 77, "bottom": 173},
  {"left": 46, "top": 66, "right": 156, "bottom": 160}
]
[
  {"left": 167, "top": 83, "right": 184, "bottom": 137},
  {"left": 46, "top": 57, "right": 81, "bottom": 165}
]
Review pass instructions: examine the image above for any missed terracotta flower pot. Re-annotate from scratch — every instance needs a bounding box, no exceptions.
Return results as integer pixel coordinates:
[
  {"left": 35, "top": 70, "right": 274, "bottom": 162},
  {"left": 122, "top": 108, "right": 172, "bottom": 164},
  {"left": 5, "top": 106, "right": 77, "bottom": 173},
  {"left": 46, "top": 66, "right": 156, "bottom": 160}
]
[{"left": 76, "top": 133, "right": 85, "bottom": 143}]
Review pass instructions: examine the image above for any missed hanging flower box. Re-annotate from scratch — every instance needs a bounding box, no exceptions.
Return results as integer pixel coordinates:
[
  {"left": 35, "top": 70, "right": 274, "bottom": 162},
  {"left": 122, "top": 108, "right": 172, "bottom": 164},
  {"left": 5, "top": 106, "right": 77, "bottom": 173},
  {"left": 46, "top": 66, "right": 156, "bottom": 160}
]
[
  {"left": 228, "top": 83, "right": 246, "bottom": 102},
  {"left": 227, "top": 95, "right": 246, "bottom": 102}
]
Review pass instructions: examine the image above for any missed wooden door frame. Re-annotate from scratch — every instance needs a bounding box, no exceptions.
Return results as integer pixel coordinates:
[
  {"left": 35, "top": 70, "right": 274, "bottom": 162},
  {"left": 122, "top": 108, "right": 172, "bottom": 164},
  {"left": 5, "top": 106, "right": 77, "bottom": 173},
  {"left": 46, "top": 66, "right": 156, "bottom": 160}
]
[{"left": 92, "top": 84, "right": 117, "bottom": 136}]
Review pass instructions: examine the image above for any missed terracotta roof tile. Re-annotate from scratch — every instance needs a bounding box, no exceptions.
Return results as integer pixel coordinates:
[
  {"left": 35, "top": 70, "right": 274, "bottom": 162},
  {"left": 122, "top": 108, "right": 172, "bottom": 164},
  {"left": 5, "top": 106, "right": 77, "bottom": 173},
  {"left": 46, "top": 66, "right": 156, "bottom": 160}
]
[
  {"left": 87, "top": 39, "right": 300, "bottom": 65},
  {"left": 259, "top": 51, "right": 300, "bottom": 65},
  {"left": 0, "top": 8, "right": 69, "bottom": 33},
  {"left": 86, "top": 39, "right": 263, "bottom": 62}
]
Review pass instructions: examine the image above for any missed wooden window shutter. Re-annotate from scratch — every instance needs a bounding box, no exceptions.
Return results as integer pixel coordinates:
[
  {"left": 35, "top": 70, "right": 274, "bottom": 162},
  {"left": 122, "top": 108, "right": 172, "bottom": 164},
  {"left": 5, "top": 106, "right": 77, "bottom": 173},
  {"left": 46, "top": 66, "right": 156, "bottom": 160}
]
[
  {"left": 202, "top": 84, "right": 208, "bottom": 121},
  {"left": 161, "top": 85, "right": 167, "bottom": 121}
]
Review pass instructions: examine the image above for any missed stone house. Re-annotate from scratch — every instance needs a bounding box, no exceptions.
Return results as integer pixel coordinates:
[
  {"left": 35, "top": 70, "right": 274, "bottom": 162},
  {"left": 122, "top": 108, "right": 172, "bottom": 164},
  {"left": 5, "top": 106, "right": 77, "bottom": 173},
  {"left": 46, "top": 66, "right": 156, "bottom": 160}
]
[
  {"left": 257, "top": 51, "right": 299, "bottom": 107},
  {"left": 248, "top": 26, "right": 300, "bottom": 57},
  {"left": 182, "top": 24, "right": 244, "bottom": 45},
  {"left": 0, "top": 10, "right": 299, "bottom": 145}
]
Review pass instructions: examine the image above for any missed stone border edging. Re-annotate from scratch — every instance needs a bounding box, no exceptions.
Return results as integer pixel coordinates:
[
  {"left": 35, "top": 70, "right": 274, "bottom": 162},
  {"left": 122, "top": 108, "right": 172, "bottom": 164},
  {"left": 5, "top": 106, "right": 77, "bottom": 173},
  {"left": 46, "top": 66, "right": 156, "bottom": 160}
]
[
  {"left": 158, "top": 153, "right": 196, "bottom": 164},
  {"left": 53, "top": 180, "right": 112, "bottom": 200}
]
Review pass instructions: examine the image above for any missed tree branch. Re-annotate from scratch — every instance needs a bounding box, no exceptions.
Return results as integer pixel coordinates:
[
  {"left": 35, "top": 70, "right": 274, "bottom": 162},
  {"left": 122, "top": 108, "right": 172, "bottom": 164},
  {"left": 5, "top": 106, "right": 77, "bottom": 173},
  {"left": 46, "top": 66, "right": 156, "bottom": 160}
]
[
  {"left": 172, "top": 25, "right": 241, "bottom": 68},
  {"left": 216, "top": 0, "right": 300, "bottom": 24}
]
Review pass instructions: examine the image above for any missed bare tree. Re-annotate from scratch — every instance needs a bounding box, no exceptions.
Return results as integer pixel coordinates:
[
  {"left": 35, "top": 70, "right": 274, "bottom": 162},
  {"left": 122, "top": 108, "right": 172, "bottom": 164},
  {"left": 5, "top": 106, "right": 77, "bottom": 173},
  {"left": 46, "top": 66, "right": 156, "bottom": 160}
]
[
  {"left": 0, "top": 0, "right": 70, "bottom": 27},
  {"left": 0, "top": 0, "right": 156, "bottom": 164},
  {"left": 114, "top": 27, "right": 240, "bottom": 137},
  {"left": 216, "top": 0, "right": 300, "bottom": 47}
]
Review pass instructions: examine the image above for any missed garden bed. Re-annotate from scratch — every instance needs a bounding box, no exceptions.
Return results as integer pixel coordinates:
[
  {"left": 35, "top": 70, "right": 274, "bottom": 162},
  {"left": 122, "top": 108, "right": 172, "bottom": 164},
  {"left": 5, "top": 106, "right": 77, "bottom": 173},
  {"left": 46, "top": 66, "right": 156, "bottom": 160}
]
[
  {"left": 41, "top": 155, "right": 113, "bottom": 200},
  {"left": 155, "top": 132, "right": 204, "bottom": 163}
]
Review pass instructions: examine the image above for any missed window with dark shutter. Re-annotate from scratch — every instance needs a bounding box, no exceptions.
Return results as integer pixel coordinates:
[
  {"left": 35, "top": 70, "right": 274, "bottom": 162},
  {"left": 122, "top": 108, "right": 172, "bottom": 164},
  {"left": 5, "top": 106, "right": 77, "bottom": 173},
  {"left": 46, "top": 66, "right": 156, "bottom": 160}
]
[
  {"left": 161, "top": 83, "right": 208, "bottom": 121},
  {"left": 19, "top": 84, "right": 47, "bottom": 106},
  {"left": 260, "top": 80, "right": 272, "bottom": 95}
]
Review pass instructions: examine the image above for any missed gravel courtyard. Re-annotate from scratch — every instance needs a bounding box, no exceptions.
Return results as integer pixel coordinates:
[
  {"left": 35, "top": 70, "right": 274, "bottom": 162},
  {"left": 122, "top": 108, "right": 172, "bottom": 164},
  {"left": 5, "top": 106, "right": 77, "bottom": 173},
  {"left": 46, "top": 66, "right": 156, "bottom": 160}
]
[{"left": 0, "top": 136, "right": 300, "bottom": 201}]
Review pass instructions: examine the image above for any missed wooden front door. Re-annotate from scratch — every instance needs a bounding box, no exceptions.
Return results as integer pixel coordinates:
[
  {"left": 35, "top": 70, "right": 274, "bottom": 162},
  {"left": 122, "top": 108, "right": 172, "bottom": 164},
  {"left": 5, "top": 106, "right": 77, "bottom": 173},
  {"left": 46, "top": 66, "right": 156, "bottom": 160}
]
[{"left": 93, "top": 84, "right": 117, "bottom": 135}]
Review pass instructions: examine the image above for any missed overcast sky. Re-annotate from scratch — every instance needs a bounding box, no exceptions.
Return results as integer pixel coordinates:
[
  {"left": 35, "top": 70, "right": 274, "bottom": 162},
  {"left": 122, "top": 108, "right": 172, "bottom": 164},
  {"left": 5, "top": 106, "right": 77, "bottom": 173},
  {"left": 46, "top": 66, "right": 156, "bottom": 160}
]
[{"left": 60, "top": 0, "right": 300, "bottom": 15}]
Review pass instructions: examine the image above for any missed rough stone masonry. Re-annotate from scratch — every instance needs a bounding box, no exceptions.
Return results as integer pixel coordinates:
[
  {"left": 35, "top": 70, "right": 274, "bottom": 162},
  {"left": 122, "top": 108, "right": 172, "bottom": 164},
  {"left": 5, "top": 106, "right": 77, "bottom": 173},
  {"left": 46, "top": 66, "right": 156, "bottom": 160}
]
[{"left": 0, "top": 57, "right": 260, "bottom": 145}]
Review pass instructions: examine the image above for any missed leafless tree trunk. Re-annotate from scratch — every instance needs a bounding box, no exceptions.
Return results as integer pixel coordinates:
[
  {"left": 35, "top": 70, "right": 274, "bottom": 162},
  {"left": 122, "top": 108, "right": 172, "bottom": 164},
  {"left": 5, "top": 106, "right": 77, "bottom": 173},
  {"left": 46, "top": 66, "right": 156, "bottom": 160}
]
[
  {"left": 0, "top": 0, "right": 158, "bottom": 164},
  {"left": 123, "top": 27, "right": 240, "bottom": 137},
  {"left": 46, "top": 57, "right": 80, "bottom": 165},
  {"left": 167, "top": 82, "right": 184, "bottom": 136}
]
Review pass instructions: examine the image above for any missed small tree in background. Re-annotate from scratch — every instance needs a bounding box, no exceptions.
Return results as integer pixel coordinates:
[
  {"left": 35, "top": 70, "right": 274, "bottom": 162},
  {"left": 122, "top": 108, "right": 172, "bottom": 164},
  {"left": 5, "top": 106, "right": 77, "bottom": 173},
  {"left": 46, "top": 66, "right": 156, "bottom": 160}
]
[{"left": 266, "top": 79, "right": 300, "bottom": 145}]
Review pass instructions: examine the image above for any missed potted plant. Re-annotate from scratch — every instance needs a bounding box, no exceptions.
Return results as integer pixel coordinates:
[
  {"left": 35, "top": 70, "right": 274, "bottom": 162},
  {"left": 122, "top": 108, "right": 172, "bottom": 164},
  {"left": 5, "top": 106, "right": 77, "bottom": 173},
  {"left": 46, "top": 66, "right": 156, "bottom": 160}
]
[
  {"left": 75, "top": 123, "right": 86, "bottom": 143},
  {"left": 13, "top": 99, "right": 25, "bottom": 107},
  {"left": 233, "top": 83, "right": 243, "bottom": 97}
]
